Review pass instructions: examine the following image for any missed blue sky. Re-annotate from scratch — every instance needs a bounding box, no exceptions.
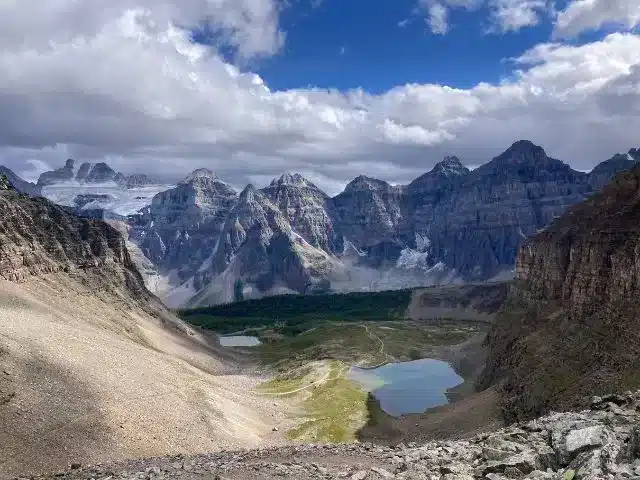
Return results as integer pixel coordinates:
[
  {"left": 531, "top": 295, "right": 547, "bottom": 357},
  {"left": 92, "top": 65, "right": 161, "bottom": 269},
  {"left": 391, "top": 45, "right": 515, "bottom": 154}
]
[{"left": 246, "top": 0, "right": 567, "bottom": 92}]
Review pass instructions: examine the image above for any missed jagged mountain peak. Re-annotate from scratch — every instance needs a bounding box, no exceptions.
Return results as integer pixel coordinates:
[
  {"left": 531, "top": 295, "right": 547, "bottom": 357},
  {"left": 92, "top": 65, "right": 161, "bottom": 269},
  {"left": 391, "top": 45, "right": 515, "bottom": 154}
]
[
  {"left": 182, "top": 168, "right": 217, "bottom": 184},
  {"left": 433, "top": 155, "right": 469, "bottom": 173},
  {"left": 628, "top": 147, "right": 639, "bottom": 160},
  {"left": 430, "top": 155, "right": 470, "bottom": 177},
  {"left": 343, "top": 175, "right": 393, "bottom": 193},
  {"left": 494, "top": 139, "right": 547, "bottom": 164},
  {"left": 270, "top": 172, "right": 310, "bottom": 188},
  {"left": 239, "top": 183, "right": 259, "bottom": 200}
]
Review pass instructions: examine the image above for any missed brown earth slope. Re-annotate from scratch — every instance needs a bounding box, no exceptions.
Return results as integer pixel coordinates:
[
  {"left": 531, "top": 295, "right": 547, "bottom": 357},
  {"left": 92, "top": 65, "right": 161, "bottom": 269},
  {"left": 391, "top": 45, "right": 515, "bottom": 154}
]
[
  {"left": 0, "top": 177, "right": 286, "bottom": 477},
  {"left": 480, "top": 165, "right": 640, "bottom": 422}
]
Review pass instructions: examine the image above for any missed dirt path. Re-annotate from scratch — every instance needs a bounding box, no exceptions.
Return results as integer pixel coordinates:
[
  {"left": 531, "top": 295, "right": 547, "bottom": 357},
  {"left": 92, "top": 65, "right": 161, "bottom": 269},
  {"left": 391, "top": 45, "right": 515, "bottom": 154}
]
[
  {"left": 256, "top": 363, "right": 333, "bottom": 396},
  {"left": 355, "top": 324, "right": 390, "bottom": 369}
]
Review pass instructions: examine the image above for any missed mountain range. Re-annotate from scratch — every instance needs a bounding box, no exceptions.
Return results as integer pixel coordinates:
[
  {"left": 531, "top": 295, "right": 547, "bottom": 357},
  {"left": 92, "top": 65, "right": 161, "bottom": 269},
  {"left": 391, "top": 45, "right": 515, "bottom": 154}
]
[
  {"left": 37, "top": 159, "right": 153, "bottom": 188},
  {"left": 6, "top": 139, "right": 640, "bottom": 306}
]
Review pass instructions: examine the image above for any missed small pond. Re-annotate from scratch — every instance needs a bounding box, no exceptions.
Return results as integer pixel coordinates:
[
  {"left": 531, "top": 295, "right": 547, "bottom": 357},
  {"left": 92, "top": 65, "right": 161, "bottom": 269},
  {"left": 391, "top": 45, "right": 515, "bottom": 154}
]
[
  {"left": 348, "top": 358, "right": 464, "bottom": 417},
  {"left": 219, "top": 335, "right": 261, "bottom": 347}
]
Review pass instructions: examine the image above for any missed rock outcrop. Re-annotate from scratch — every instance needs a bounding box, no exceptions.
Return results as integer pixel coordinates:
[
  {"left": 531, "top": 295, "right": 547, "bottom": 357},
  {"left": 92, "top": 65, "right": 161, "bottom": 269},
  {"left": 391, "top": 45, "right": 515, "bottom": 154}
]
[
  {"left": 331, "top": 175, "right": 409, "bottom": 267},
  {"left": 0, "top": 174, "right": 147, "bottom": 296},
  {"left": 38, "top": 160, "right": 154, "bottom": 188},
  {"left": 481, "top": 164, "right": 640, "bottom": 421},
  {"left": 0, "top": 166, "right": 41, "bottom": 197},
  {"left": 261, "top": 173, "right": 340, "bottom": 253},
  {"left": 37, "top": 158, "right": 75, "bottom": 186},
  {"left": 41, "top": 392, "right": 640, "bottom": 479},
  {"left": 131, "top": 169, "right": 238, "bottom": 284},
  {"left": 189, "top": 183, "right": 337, "bottom": 306}
]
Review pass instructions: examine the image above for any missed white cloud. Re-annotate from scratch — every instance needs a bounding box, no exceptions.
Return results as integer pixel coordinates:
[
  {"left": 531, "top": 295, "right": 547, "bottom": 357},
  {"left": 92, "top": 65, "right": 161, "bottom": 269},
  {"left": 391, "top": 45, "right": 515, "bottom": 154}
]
[
  {"left": 489, "top": 0, "right": 550, "bottom": 32},
  {"left": 427, "top": 3, "right": 450, "bottom": 34},
  {"left": 0, "top": 3, "right": 639, "bottom": 195},
  {"left": 418, "top": 0, "right": 483, "bottom": 34},
  {"left": 554, "top": 0, "right": 640, "bottom": 38}
]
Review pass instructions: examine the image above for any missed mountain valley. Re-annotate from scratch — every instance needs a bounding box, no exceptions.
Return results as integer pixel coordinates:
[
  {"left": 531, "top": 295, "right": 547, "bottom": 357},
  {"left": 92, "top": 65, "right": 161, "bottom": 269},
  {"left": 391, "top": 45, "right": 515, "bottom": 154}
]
[{"left": 1, "top": 142, "right": 640, "bottom": 479}]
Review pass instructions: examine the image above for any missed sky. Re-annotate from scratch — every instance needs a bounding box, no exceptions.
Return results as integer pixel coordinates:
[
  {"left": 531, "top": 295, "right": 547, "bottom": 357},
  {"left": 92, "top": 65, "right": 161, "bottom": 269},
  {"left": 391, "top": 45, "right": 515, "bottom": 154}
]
[{"left": 1, "top": 0, "right": 639, "bottom": 195}]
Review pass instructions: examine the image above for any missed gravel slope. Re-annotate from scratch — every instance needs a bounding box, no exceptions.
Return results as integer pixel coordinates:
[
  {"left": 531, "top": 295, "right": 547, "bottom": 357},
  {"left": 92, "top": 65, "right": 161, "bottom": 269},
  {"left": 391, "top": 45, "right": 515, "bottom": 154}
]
[{"left": 0, "top": 275, "right": 290, "bottom": 477}]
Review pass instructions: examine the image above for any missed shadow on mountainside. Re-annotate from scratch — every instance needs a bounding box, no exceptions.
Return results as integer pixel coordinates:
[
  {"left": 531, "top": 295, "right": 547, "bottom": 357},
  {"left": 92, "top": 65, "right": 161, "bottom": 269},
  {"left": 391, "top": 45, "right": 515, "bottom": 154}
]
[{"left": 0, "top": 345, "right": 117, "bottom": 477}]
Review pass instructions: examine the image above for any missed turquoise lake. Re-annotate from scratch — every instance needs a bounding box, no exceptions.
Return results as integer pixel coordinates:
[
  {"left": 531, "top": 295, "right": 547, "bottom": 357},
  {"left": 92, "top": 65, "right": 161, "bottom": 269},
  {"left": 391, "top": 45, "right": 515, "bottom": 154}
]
[{"left": 348, "top": 358, "right": 464, "bottom": 417}]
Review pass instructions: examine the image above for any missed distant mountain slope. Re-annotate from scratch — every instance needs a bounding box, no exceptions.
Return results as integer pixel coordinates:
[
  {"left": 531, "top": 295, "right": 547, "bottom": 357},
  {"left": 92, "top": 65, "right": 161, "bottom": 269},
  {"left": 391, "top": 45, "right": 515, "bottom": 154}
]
[
  {"left": 0, "top": 175, "right": 283, "bottom": 476},
  {"left": 0, "top": 166, "right": 41, "bottom": 197},
  {"left": 34, "top": 141, "right": 640, "bottom": 307},
  {"left": 38, "top": 159, "right": 153, "bottom": 188},
  {"left": 480, "top": 164, "right": 640, "bottom": 421}
]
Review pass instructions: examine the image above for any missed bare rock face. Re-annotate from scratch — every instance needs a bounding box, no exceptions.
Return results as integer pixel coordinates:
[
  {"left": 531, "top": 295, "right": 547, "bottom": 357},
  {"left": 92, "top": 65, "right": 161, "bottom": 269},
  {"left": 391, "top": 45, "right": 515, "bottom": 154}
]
[
  {"left": 0, "top": 167, "right": 41, "bottom": 197},
  {"left": 39, "top": 160, "right": 155, "bottom": 187},
  {"left": 481, "top": 164, "right": 640, "bottom": 421},
  {"left": 190, "top": 184, "right": 337, "bottom": 305},
  {"left": 37, "top": 159, "right": 75, "bottom": 186},
  {"left": 75, "top": 162, "right": 92, "bottom": 182},
  {"left": 587, "top": 148, "right": 639, "bottom": 191},
  {"left": 261, "top": 173, "right": 340, "bottom": 253},
  {"left": 131, "top": 169, "right": 237, "bottom": 284},
  {"left": 331, "top": 175, "right": 409, "bottom": 265},
  {"left": 0, "top": 176, "right": 148, "bottom": 299},
  {"left": 419, "top": 140, "right": 590, "bottom": 278},
  {"left": 84, "top": 162, "right": 118, "bottom": 183}
]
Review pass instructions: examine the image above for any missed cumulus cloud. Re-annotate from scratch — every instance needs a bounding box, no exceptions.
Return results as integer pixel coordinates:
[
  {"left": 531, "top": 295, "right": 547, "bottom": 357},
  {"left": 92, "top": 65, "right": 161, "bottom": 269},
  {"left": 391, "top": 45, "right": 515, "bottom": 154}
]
[
  {"left": 0, "top": 2, "right": 639, "bottom": 195},
  {"left": 489, "top": 0, "right": 550, "bottom": 32},
  {"left": 554, "top": 0, "right": 640, "bottom": 38}
]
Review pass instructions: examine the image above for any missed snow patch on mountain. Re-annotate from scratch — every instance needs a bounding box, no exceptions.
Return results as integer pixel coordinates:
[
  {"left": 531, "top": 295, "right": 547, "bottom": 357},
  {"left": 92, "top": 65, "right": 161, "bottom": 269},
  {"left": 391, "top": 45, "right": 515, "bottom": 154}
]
[{"left": 42, "top": 181, "right": 173, "bottom": 216}]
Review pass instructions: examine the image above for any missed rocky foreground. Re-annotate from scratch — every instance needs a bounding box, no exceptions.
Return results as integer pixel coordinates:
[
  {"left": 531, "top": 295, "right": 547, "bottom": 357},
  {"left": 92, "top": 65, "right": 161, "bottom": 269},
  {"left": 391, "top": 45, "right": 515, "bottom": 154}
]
[{"left": 39, "top": 392, "right": 640, "bottom": 480}]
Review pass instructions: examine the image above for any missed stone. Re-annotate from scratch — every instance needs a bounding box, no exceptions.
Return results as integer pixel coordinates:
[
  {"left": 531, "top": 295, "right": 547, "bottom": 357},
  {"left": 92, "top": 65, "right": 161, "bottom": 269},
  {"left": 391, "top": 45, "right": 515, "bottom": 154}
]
[
  {"left": 565, "top": 426, "right": 605, "bottom": 454},
  {"left": 351, "top": 471, "right": 369, "bottom": 480},
  {"left": 370, "top": 466, "right": 394, "bottom": 479}
]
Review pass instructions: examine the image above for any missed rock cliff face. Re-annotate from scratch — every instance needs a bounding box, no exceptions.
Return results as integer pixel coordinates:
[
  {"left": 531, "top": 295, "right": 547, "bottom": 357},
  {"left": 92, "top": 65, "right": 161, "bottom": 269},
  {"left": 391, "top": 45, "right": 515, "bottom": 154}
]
[
  {"left": 131, "top": 169, "right": 237, "bottom": 285},
  {"left": 0, "top": 174, "right": 148, "bottom": 298},
  {"left": 189, "top": 183, "right": 337, "bottom": 306},
  {"left": 261, "top": 173, "right": 339, "bottom": 253},
  {"left": 37, "top": 159, "right": 75, "bottom": 186},
  {"left": 0, "top": 166, "right": 41, "bottom": 197},
  {"left": 481, "top": 164, "right": 640, "bottom": 421},
  {"left": 331, "top": 175, "right": 409, "bottom": 266},
  {"left": 38, "top": 160, "right": 154, "bottom": 188},
  {"left": 414, "top": 140, "right": 590, "bottom": 278},
  {"left": 335, "top": 141, "right": 638, "bottom": 279}
]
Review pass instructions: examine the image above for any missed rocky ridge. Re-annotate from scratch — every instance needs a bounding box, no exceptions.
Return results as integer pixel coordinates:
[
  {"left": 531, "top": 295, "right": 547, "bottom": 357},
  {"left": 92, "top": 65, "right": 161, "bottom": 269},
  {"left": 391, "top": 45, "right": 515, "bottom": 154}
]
[
  {"left": 23, "top": 141, "right": 640, "bottom": 306},
  {"left": 0, "top": 174, "right": 149, "bottom": 300},
  {"left": 42, "top": 392, "right": 640, "bottom": 479},
  {"left": 480, "top": 163, "right": 640, "bottom": 421},
  {"left": 132, "top": 141, "right": 639, "bottom": 306},
  {"left": 0, "top": 166, "right": 41, "bottom": 197},
  {"left": 38, "top": 159, "right": 154, "bottom": 188}
]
